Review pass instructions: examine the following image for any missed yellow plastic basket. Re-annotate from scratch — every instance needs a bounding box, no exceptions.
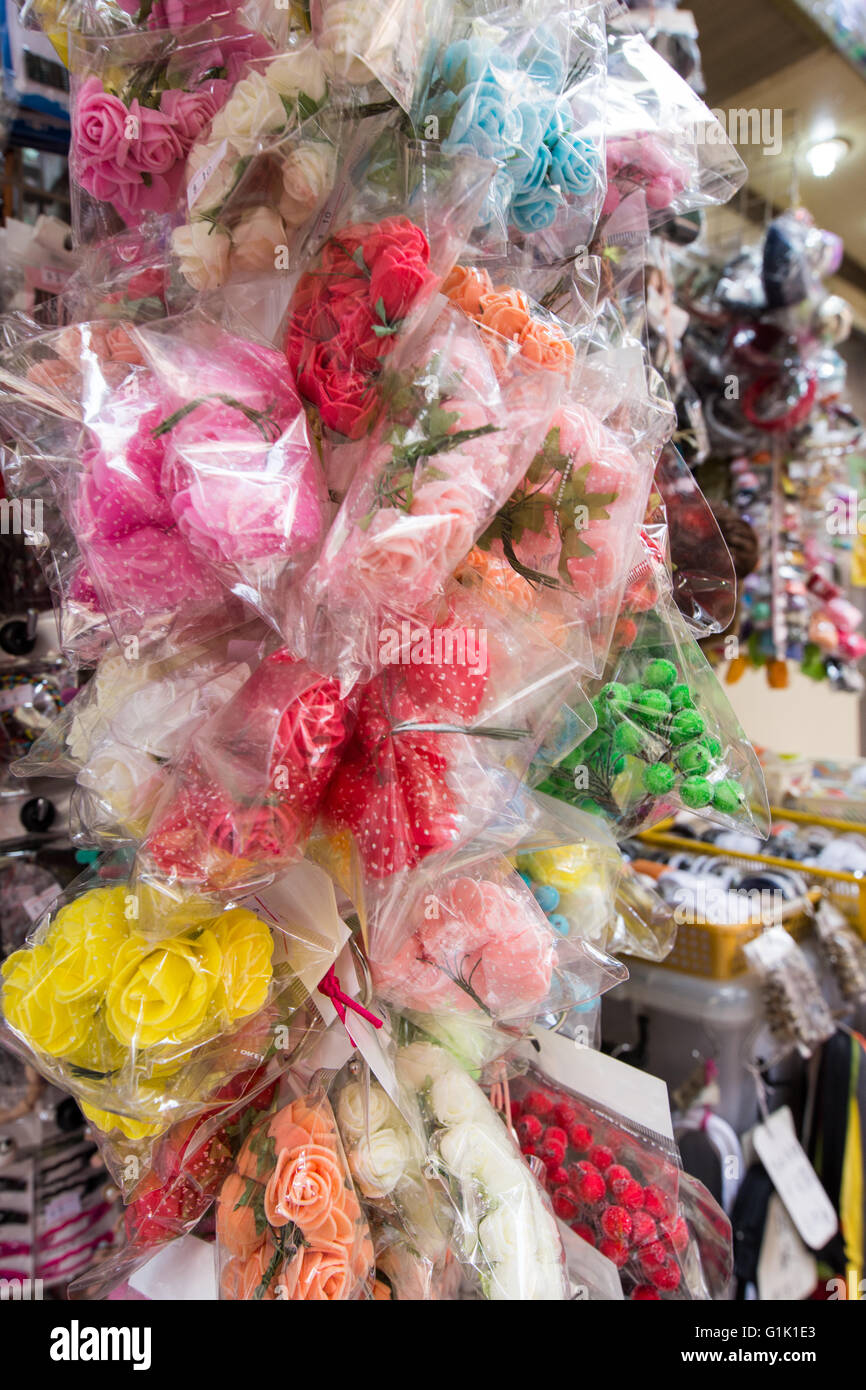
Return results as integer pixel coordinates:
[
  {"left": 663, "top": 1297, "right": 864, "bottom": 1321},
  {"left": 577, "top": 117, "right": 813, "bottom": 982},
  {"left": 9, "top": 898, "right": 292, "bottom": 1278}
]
[{"left": 646, "top": 890, "right": 820, "bottom": 980}]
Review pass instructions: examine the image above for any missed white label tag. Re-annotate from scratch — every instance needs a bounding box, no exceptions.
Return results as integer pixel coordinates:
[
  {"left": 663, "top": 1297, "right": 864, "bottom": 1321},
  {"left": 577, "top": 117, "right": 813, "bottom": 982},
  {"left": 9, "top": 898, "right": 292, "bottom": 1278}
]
[
  {"left": 0, "top": 683, "right": 35, "bottom": 711},
  {"left": 526, "top": 1027, "right": 675, "bottom": 1143},
  {"left": 753, "top": 1107, "right": 838, "bottom": 1251},
  {"left": 187, "top": 139, "right": 228, "bottom": 211},
  {"left": 23, "top": 884, "right": 60, "bottom": 922},
  {"left": 757, "top": 1194, "right": 818, "bottom": 1302}
]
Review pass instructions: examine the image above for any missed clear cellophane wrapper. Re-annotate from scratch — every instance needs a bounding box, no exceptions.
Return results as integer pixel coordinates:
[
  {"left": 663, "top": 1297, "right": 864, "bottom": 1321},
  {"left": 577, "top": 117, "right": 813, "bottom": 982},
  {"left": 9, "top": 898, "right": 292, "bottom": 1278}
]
[
  {"left": 215, "top": 1081, "right": 374, "bottom": 1299},
  {"left": 311, "top": 0, "right": 446, "bottom": 112}
]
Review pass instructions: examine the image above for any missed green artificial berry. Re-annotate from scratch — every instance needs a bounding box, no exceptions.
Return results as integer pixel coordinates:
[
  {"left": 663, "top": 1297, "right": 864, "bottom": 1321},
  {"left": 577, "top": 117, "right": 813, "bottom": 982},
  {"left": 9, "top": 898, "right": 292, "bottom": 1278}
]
[
  {"left": 705, "top": 736, "right": 722, "bottom": 759},
  {"left": 669, "top": 709, "right": 706, "bottom": 746},
  {"left": 681, "top": 776, "right": 713, "bottom": 809},
  {"left": 627, "top": 682, "right": 644, "bottom": 703},
  {"left": 613, "top": 722, "right": 644, "bottom": 755},
  {"left": 643, "top": 763, "right": 676, "bottom": 795},
  {"left": 712, "top": 779, "right": 745, "bottom": 814},
  {"left": 611, "top": 756, "right": 627, "bottom": 777},
  {"left": 670, "top": 684, "right": 695, "bottom": 712},
  {"left": 635, "top": 689, "right": 672, "bottom": 727},
  {"left": 677, "top": 742, "right": 712, "bottom": 776},
  {"left": 643, "top": 659, "right": 678, "bottom": 692}
]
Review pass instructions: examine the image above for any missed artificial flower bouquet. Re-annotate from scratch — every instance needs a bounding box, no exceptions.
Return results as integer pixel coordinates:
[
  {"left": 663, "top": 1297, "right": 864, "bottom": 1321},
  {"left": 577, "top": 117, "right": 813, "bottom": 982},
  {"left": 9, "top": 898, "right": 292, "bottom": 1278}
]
[
  {"left": 0, "top": 877, "right": 323, "bottom": 1165},
  {"left": 534, "top": 539, "right": 770, "bottom": 840},
  {"left": 69, "top": 21, "right": 276, "bottom": 239},
  {"left": 415, "top": 1, "right": 607, "bottom": 256},
  {"left": 311, "top": 0, "right": 441, "bottom": 111},
  {"left": 396, "top": 1038, "right": 568, "bottom": 1299},
  {"left": 370, "top": 853, "right": 626, "bottom": 1024},
  {"left": 215, "top": 1085, "right": 374, "bottom": 1299},
  {"left": 295, "top": 303, "right": 564, "bottom": 679},
  {"left": 142, "top": 649, "right": 353, "bottom": 893}
]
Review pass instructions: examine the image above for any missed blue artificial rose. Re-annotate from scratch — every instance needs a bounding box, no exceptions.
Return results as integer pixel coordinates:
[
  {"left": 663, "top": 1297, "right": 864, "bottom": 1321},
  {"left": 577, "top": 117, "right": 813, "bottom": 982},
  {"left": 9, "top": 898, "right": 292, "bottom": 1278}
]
[
  {"left": 445, "top": 85, "right": 521, "bottom": 162},
  {"left": 549, "top": 131, "right": 598, "bottom": 197},
  {"left": 541, "top": 95, "right": 574, "bottom": 147},
  {"left": 519, "top": 26, "right": 564, "bottom": 93},
  {"left": 477, "top": 167, "right": 514, "bottom": 229},
  {"left": 512, "top": 140, "right": 552, "bottom": 196},
  {"left": 439, "top": 37, "right": 495, "bottom": 91},
  {"left": 510, "top": 183, "right": 562, "bottom": 233},
  {"left": 507, "top": 98, "right": 551, "bottom": 189}
]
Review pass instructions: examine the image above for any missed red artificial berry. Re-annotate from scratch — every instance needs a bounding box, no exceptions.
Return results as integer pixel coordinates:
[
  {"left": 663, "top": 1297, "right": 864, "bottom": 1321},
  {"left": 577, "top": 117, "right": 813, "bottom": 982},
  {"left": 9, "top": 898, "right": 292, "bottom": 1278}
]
[
  {"left": 606, "top": 1163, "right": 633, "bottom": 1196},
  {"left": 599, "top": 1238, "right": 630, "bottom": 1269},
  {"left": 620, "top": 1179, "right": 646, "bottom": 1211},
  {"left": 632, "top": 1284, "right": 661, "bottom": 1301},
  {"left": 546, "top": 1164, "right": 569, "bottom": 1188},
  {"left": 601, "top": 1205, "right": 634, "bottom": 1244},
  {"left": 517, "top": 1114, "right": 543, "bottom": 1146},
  {"left": 567, "top": 1122, "right": 593, "bottom": 1153},
  {"left": 509, "top": 1099, "right": 523, "bottom": 1125},
  {"left": 552, "top": 1188, "right": 580, "bottom": 1222},
  {"left": 651, "top": 1261, "right": 682, "bottom": 1292},
  {"left": 524, "top": 1088, "right": 555, "bottom": 1118},
  {"left": 589, "top": 1145, "right": 615, "bottom": 1172},
  {"left": 541, "top": 1126, "right": 568, "bottom": 1163},
  {"left": 642, "top": 1184, "right": 674, "bottom": 1221},
  {"left": 571, "top": 1222, "right": 597, "bottom": 1246},
  {"left": 574, "top": 1161, "right": 606, "bottom": 1206},
  {"left": 631, "top": 1211, "right": 659, "bottom": 1247},
  {"left": 638, "top": 1240, "right": 668, "bottom": 1272},
  {"left": 554, "top": 1100, "right": 578, "bottom": 1128},
  {"left": 663, "top": 1217, "right": 690, "bottom": 1254}
]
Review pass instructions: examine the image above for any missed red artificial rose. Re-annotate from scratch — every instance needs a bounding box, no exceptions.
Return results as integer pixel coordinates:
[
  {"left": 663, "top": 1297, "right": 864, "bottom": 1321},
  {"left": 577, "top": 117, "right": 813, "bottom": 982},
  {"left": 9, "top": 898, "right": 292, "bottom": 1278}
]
[
  {"left": 362, "top": 217, "right": 430, "bottom": 272},
  {"left": 333, "top": 297, "right": 383, "bottom": 372},
  {"left": 369, "top": 244, "right": 432, "bottom": 323}
]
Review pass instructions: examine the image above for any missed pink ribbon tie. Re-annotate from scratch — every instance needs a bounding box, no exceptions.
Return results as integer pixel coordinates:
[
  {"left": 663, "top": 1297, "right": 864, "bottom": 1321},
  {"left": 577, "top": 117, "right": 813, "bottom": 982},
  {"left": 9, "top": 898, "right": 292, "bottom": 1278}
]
[{"left": 317, "top": 966, "right": 382, "bottom": 1046}]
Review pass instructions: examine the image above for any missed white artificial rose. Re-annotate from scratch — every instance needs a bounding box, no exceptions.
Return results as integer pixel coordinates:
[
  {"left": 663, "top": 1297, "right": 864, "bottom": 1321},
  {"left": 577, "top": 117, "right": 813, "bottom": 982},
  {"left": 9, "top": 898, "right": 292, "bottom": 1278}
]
[
  {"left": 349, "top": 1127, "right": 411, "bottom": 1198},
  {"left": 396, "top": 1042, "right": 451, "bottom": 1091},
  {"left": 185, "top": 138, "right": 242, "bottom": 213},
  {"left": 77, "top": 744, "right": 162, "bottom": 826},
  {"left": 478, "top": 1202, "right": 532, "bottom": 1272},
  {"left": 337, "top": 1080, "right": 395, "bottom": 1143},
  {"left": 211, "top": 71, "right": 287, "bottom": 155},
  {"left": 171, "top": 221, "right": 231, "bottom": 291},
  {"left": 230, "top": 206, "right": 286, "bottom": 272},
  {"left": 265, "top": 46, "right": 327, "bottom": 103},
  {"left": 429, "top": 1068, "right": 488, "bottom": 1128},
  {"left": 278, "top": 142, "right": 336, "bottom": 227},
  {"left": 318, "top": 0, "right": 401, "bottom": 85}
]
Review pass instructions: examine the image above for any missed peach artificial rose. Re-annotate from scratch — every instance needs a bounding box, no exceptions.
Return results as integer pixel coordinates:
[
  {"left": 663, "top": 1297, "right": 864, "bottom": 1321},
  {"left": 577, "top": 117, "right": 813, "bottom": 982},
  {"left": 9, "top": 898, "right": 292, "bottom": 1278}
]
[
  {"left": 263, "top": 1140, "right": 346, "bottom": 1237},
  {"left": 268, "top": 1099, "right": 337, "bottom": 1155},
  {"left": 105, "top": 324, "right": 144, "bottom": 364},
  {"left": 443, "top": 264, "right": 494, "bottom": 316},
  {"left": 222, "top": 1240, "right": 277, "bottom": 1300},
  {"left": 275, "top": 1244, "right": 352, "bottom": 1300},
  {"left": 477, "top": 287, "right": 532, "bottom": 341},
  {"left": 518, "top": 319, "right": 575, "bottom": 374},
  {"left": 217, "top": 1171, "right": 266, "bottom": 1259},
  {"left": 26, "top": 359, "right": 81, "bottom": 394}
]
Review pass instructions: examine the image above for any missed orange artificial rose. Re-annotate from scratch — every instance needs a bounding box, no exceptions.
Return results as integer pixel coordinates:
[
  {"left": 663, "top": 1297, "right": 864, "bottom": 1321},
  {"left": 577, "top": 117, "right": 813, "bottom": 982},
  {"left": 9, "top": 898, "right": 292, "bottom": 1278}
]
[
  {"left": 518, "top": 319, "right": 575, "bottom": 374},
  {"left": 275, "top": 1244, "right": 353, "bottom": 1300},
  {"left": 443, "top": 264, "right": 494, "bottom": 316},
  {"left": 372, "top": 1277, "right": 392, "bottom": 1300},
  {"left": 477, "top": 287, "right": 532, "bottom": 341},
  {"left": 216, "top": 1171, "right": 266, "bottom": 1259},
  {"left": 263, "top": 1141, "right": 346, "bottom": 1237},
  {"left": 222, "top": 1240, "right": 277, "bottom": 1300}
]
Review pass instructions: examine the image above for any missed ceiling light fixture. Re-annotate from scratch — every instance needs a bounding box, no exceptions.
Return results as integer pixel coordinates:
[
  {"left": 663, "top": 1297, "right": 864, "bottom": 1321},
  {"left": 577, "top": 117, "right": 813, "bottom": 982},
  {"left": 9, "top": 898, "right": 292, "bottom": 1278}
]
[{"left": 805, "top": 136, "right": 851, "bottom": 178}]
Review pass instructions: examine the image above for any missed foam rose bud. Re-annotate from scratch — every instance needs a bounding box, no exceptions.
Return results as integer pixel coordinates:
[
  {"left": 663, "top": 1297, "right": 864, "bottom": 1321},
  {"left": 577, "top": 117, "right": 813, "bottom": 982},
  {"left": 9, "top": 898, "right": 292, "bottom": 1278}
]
[
  {"left": 171, "top": 220, "right": 232, "bottom": 290},
  {"left": 230, "top": 206, "right": 286, "bottom": 272},
  {"left": 211, "top": 70, "right": 287, "bottom": 155},
  {"left": 264, "top": 46, "right": 327, "bottom": 103},
  {"left": 279, "top": 142, "right": 337, "bottom": 227}
]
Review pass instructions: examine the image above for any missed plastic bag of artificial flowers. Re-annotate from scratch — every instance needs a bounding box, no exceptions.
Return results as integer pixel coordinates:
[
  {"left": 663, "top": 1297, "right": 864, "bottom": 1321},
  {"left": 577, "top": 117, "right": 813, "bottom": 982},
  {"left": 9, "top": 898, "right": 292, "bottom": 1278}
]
[
  {"left": 0, "top": 861, "right": 341, "bottom": 1183},
  {"left": 68, "top": 19, "right": 278, "bottom": 243},
  {"left": 281, "top": 130, "right": 494, "bottom": 454},
  {"left": 215, "top": 1081, "right": 374, "bottom": 1299},
  {"left": 294, "top": 303, "right": 565, "bottom": 681},
  {"left": 139, "top": 648, "right": 354, "bottom": 896},
  {"left": 532, "top": 536, "right": 771, "bottom": 841},
  {"left": 14, "top": 625, "right": 266, "bottom": 846},
  {"left": 128, "top": 314, "right": 329, "bottom": 628},
  {"left": 57, "top": 229, "right": 174, "bottom": 326},
  {"left": 311, "top": 0, "right": 447, "bottom": 113},
  {"left": 512, "top": 792, "right": 624, "bottom": 953},
  {"left": 369, "top": 852, "right": 627, "bottom": 1026},
  {"left": 648, "top": 444, "right": 739, "bottom": 638},
  {"left": 27, "top": 0, "right": 290, "bottom": 62},
  {"left": 171, "top": 36, "right": 340, "bottom": 291},
  {"left": 507, "top": 1037, "right": 690, "bottom": 1300},
  {"left": 602, "top": 30, "right": 746, "bottom": 229},
  {"left": 395, "top": 1036, "right": 568, "bottom": 1299},
  {"left": 414, "top": 0, "right": 607, "bottom": 261}
]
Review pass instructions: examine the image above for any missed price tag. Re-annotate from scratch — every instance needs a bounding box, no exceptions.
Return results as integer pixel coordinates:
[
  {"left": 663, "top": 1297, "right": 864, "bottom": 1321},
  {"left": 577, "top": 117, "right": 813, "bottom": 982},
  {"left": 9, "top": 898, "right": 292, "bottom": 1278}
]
[
  {"left": 186, "top": 139, "right": 227, "bottom": 210},
  {"left": 753, "top": 1106, "right": 838, "bottom": 1251},
  {"left": 22, "top": 884, "right": 60, "bottom": 922},
  {"left": 757, "top": 1194, "right": 818, "bottom": 1302},
  {"left": 0, "top": 683, "right": 35, "bottom": 711}
]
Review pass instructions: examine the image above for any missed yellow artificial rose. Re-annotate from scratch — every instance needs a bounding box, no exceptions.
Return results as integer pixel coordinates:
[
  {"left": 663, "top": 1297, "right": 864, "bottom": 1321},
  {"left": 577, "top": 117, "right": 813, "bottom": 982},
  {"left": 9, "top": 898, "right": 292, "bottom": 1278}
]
[
  {"left": 80, "top": 1101, "right": 166, "bottom": 1142},
  {"left": 46, "top": 885, "right": 129, "bottom": 1004},
  {"left": 1, "top": 944, "right": 91, "bottom": 1059},
  {"left": 213, "top": 909, "right": 273, "bottom": 1024},
  {"left": 105, "top": 929, "right": 223, "bottom": 1050}
]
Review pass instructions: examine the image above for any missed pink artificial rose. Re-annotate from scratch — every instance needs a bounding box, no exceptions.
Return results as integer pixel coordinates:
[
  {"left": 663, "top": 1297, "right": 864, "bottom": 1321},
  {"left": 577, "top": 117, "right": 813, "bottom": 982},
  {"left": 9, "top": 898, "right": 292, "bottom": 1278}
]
[
  {"left": 76, "top": 472, "right": 163, "bottom": 544},
  {"left": 72, "top": 77, "right": 129, "bottom": 165},
  {"left": 408, "top": 477, "right": 478, "bottom": 566},
  {"left": 124, "top": 101, "right": 183, "bottom": 175},
  {"left": 158, "top": 89, "right": 219, "bottom": 147},
  {"left": 26, "top": 359, "right": 81, "bottom": 394},
  {"left": 84, "top": 523, "right": 221, "bottom": 613},
  {"left": 105, "top": 325, "right": 145, "bottom": 364},
  {"left": 170, "top": 466, "right": 323, "bottom": 566},
  {"left": 110, "top": 171, "right": 178, "bottom": 224},
  {"left": 354, "top": 508, "right": 437, "bottom": 594}
]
